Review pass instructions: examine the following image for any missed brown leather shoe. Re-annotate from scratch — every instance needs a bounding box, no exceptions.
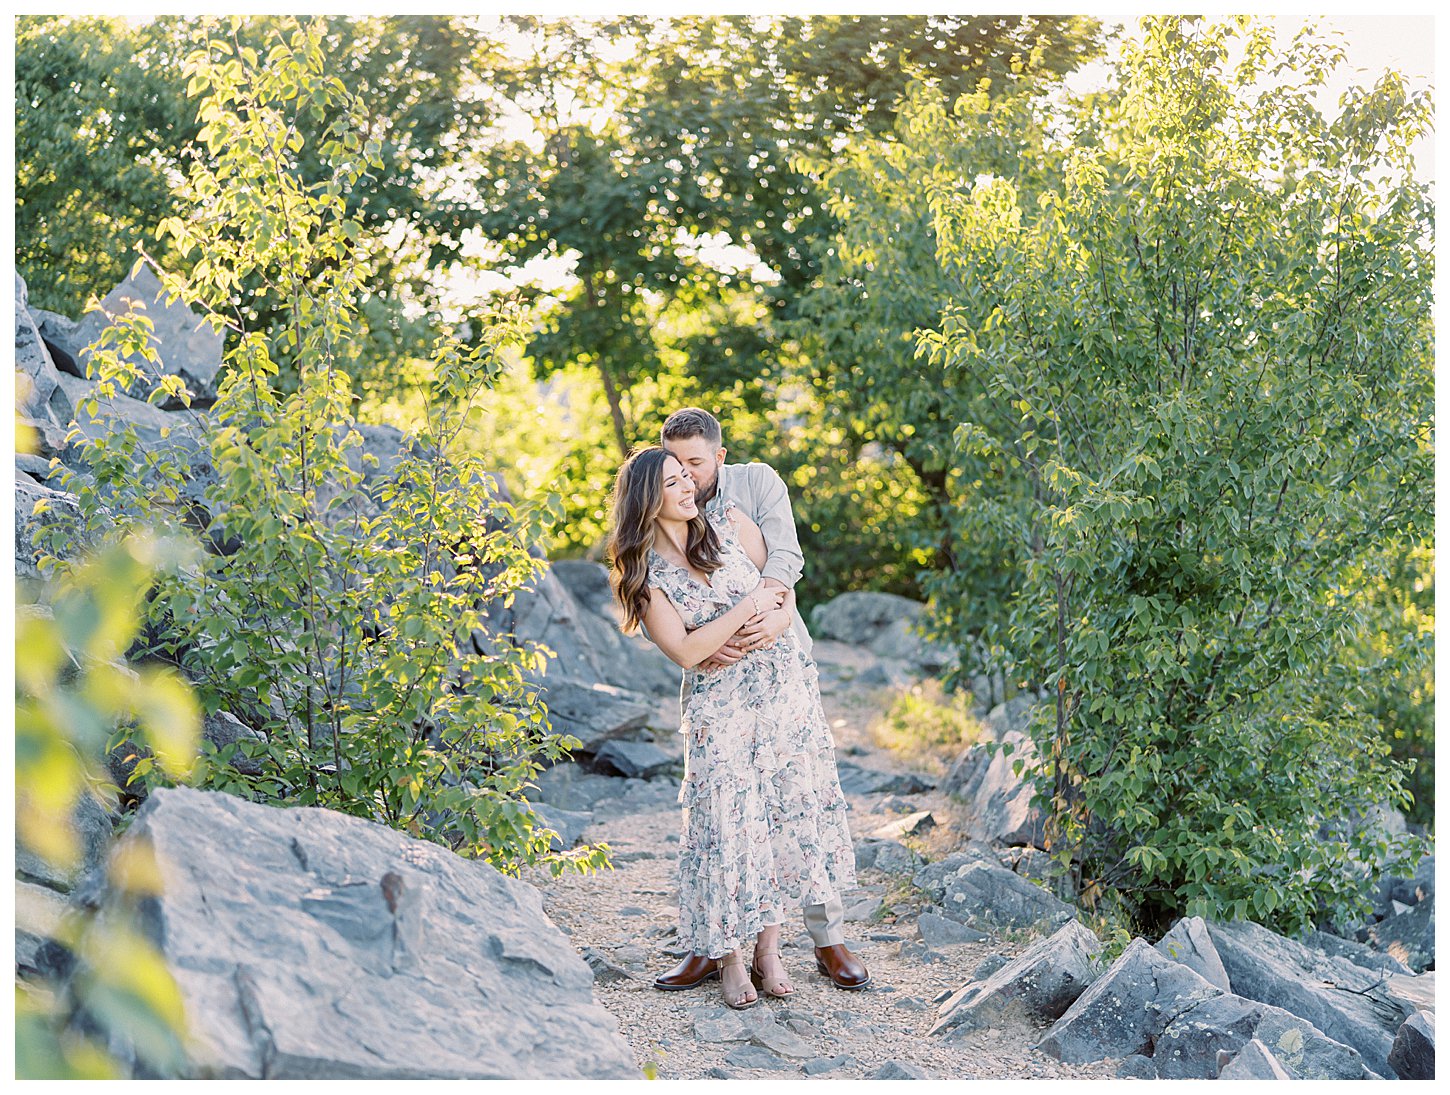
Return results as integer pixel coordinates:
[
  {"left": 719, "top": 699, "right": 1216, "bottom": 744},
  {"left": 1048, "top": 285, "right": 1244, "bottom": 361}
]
[
  {"left": 653, "top": 953, "right": 721, "bottom": 991},
  {"left": 815, "top": 944, "right": 870, "bottom": 990}
]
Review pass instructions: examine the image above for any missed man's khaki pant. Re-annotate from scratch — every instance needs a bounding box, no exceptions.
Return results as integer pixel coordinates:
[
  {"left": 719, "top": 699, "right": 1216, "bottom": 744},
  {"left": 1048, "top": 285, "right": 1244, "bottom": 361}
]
[{"left": 803, "top": 894, "right": 845, "bottom": 947}]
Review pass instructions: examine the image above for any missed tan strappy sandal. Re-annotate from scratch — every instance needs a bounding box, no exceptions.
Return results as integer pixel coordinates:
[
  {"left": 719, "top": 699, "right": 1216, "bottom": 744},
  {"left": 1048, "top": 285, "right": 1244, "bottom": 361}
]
[
  {"left": 750, "top": 950, "right": 795, "bottom": 998},
  {"left": 717, "top": 953, "right": 759, "bottom": 1010}
]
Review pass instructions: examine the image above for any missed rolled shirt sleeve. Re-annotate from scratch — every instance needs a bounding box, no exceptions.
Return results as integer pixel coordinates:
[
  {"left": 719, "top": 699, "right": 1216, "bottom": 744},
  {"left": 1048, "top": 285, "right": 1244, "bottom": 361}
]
[{"left": 749, "top": 464, "right": 806, "bottom": 589}]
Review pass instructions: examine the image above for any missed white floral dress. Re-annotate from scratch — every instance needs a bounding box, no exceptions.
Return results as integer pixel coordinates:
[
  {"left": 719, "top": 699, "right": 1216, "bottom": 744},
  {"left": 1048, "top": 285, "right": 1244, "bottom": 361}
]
[{"left": 647, "top": 500, "right": 856, "bottom": 958}]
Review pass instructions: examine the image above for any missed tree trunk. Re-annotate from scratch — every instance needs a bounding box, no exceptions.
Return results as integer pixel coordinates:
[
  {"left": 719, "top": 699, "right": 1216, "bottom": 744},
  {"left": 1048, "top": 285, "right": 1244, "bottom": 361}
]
[{"left": 599, "top": 366, "right": 630, "bottom": 457}]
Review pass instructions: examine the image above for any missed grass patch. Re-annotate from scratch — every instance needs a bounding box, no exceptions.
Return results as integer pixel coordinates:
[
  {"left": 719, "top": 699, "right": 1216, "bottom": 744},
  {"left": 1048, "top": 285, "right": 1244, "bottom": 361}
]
[{"left": 869, "top": 679, "right": 986, "bottom": 774}]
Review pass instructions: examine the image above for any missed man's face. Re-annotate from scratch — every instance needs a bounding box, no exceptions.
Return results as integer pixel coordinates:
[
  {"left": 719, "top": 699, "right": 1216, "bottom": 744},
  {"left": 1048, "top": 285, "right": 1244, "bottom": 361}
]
[{"left": 664, "top": 435, "right": 726, "bottom": 501}]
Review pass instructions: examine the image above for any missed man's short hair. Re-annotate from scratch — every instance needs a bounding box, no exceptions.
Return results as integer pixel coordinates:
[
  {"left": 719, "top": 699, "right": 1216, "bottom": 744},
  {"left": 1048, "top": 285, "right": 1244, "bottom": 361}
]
[{"left": 661, "top": 407, "right": 723, "bottom": 448}]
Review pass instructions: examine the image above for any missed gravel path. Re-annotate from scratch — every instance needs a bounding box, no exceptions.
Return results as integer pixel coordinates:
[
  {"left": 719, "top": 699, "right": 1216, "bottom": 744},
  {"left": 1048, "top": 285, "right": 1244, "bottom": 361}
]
[{"left": 528, "top": 648, "right": 1122, "bottom": 1080}]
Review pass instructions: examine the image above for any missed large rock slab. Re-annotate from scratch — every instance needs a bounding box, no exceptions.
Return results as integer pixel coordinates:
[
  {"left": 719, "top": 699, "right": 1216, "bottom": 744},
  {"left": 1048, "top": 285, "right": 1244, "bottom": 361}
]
[
  {"left": 941, "top": 861, "right": 1074, "bottom": 931},
  {"left": 1154, "top": 916, "right": 1230, "bottom": 991},
  {"left": 550, "top": 559, "right": 616, "bottom": 619},
  {"left": 1388, "top": 1010, "right": 1434, "bottom": 1080},
  {"left": 931, "top": 919, "right": 1102, "bottom": 1037},
  {"left": 1036, "top": 938, "right": 1224, "bottom": 1063},
  {"left": 15, "top": 475, "right": 92, "bottom": 579},
  {"left": 942, "top": 731, "right": 1045, "bottom": 847},
  {"left": 1205, "top": 918, "right": 1402, "bottom": 1076},
  {"left": 1305, "top": 928, "right": 1412, "bottom": 976},
  {"left": 1153, "top": 990, "right": 1373, "bottom": 1079},
  {"left": 78, "top": 786, "right": 637, "bottom": 1078},
  {"left": 72, "top": 264, "right": 223, "bottom": 407}
]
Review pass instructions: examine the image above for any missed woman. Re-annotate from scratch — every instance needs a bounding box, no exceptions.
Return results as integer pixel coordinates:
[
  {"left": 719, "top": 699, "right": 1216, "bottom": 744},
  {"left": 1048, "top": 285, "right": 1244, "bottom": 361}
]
[{"left": 607, "top": 447, "right": 856, "bottom": 1009}]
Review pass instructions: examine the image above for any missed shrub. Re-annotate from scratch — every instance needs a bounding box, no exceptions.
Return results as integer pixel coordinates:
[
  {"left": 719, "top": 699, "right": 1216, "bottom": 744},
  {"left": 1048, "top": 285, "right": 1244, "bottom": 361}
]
[{"left": 914, "top": 17, "right": 1432, "bottom": 932}]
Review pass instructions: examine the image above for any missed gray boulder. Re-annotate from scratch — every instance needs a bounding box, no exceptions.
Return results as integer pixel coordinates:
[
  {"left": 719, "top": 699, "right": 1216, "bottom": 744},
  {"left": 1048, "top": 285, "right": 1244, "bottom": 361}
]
[
  {"left": 1388, "top": 1010, "right": 1434, "bottom": 1080},
  {"left": 855, "top": 839, "right": 922, "bottom": 875},
  {"left": 941, "top": 861, "right": 1074, "bottom": 931},
  {"left": 74, "top": 786, "right": 637, "bottom": 1078},
  {"left": 1153, "top": 991, "right": 1371, "bottom": 1079},
  {"left": 509, "top": 566, "right": 679, "bottom": 703},
  {"left": 1116, "top": 1054, "right": 1157, "bottom": 1079},
  {"left": 15, "top": 475, "right": 91, "bottom": 579},
  {"left": 931, "top": 919, "right": 1102, "bottom": 1038},
  {"left": 1205, "top": 918, "right": 1401, "bottom": 1076},
  {"left": 911, "top": 847, "right": 996, "bottom": 903},
  {"left": 943, "top": 731, "right": 1045, "bottom": 847},
  {"left": 72, "top": 264, "right": 223, "bottom": 407},
  {"left": 869, "top": 810, "right": 935, "bottom": 841},
  {"left": 1036, "top": 938, "right": 1224, "bottom": 1063},
  {"left": 1366, "top": 895, "right": 1435, "bottom": 973},
  {"left": 1154, "top": 916, "right": 1230, "bottom": 991},
  {"left": 725, "top": 1044, "right": 790, "bottom": 1071},
  {"left": 15, "top": 788, "right": 115, "bottom": 893},
  {"left": 55, "top": 371, "right": 218, "bottom": 528},
  {"left": 527, "top": 761, "right": 632, "bottom": 813},
  {"left": 981, "top": 692, "right": 1043, "bottom": 741},
  {"left": 15, "top": 273, "right": 73, "bottom": 427},
  {"left": 592, "top": 739, "right": 676, "bottom": 780},
  {"left": 868, "top": 1059, "right": 932, "bottom": 1079},
  {"left": 836, "top": 761, "right": 934, "bottom": 796},
  {"left": 809, "top": 591, "right": 954, "bottom": 672},
  {"left": 1216, "top": 1038, "right": 1293, "bottom": 1080}
]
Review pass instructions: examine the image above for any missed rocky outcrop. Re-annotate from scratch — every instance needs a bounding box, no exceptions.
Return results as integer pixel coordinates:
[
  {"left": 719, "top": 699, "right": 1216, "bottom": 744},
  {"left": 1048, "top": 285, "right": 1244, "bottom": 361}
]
[
  {"left": 1036, "top": 939, "right": 1224, "bottom": 1065},
  {"left": 67, "top": 787, "right": 637, "bottom": 1078}
]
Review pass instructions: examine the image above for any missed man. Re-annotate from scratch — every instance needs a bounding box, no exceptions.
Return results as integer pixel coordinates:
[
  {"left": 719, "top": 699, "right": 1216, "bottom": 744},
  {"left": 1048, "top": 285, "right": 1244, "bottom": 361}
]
[{"left": 649, "top": 406, "right": 870, "bottom": 992}]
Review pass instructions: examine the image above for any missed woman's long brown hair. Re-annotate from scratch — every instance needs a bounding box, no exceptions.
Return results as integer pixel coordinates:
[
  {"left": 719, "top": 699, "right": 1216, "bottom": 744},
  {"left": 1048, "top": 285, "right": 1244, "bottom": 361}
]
[{"left": 607, "top": 447, "right": 722, "bottom": 634}]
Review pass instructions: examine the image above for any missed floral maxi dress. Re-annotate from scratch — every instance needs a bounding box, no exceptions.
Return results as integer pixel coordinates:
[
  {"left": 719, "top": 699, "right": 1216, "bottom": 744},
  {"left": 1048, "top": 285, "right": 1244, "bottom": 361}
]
[{"left": 647, "top": 501, "right": 856, "bottom": 959}]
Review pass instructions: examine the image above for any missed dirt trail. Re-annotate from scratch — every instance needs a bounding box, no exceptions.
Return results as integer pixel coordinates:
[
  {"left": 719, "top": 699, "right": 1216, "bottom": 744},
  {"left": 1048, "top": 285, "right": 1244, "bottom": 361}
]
[{"left": 530, "top": 644, "right": 1118, "bottom": 1080}]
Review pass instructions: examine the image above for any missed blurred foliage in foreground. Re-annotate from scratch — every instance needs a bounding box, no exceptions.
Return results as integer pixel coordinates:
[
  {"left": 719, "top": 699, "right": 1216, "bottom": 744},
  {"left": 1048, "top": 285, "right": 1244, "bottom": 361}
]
[{"left": 16, "top": 532, "right": 200, "bottom": 1078}]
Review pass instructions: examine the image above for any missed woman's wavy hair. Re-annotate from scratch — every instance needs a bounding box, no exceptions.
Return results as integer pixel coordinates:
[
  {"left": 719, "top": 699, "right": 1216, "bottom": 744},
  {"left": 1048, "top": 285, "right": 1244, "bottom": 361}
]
[{"left": 607, "top": 446, "right": 722, "bottom": 634}]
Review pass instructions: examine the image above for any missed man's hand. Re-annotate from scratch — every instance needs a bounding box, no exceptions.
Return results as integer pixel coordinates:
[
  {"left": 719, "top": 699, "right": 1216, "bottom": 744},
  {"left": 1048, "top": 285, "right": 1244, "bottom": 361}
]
[{"left": 734, "top": 606, "right": 791, "bottom": 653}]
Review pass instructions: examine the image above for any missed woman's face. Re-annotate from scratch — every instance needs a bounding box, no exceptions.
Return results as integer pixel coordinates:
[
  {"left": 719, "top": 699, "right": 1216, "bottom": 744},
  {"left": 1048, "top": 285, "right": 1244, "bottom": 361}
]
[{"left": 655, "top": 455, "right": 699, "bottom": 524}]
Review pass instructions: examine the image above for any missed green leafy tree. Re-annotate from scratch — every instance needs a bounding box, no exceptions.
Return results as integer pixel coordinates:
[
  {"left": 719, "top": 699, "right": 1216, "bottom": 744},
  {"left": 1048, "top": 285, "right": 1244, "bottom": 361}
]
[
  {"left": 471, "top": 16, "right": 1101, "bottom": 590},
  {"left": 16, "top": 14, "right": 501, "bottom": 401},
  {"left": 913, "top": 17, "right": 1432, "bottom": 932},
  {"left": 39, "top": 17, "right": 603, "bottom": 875}
]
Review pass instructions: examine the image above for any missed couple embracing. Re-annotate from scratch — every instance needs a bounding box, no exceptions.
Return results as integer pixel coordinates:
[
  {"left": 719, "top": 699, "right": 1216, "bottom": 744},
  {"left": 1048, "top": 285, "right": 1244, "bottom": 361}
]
[{"left": 606, "top": 407, "right": 868, "bottom": 1010}]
